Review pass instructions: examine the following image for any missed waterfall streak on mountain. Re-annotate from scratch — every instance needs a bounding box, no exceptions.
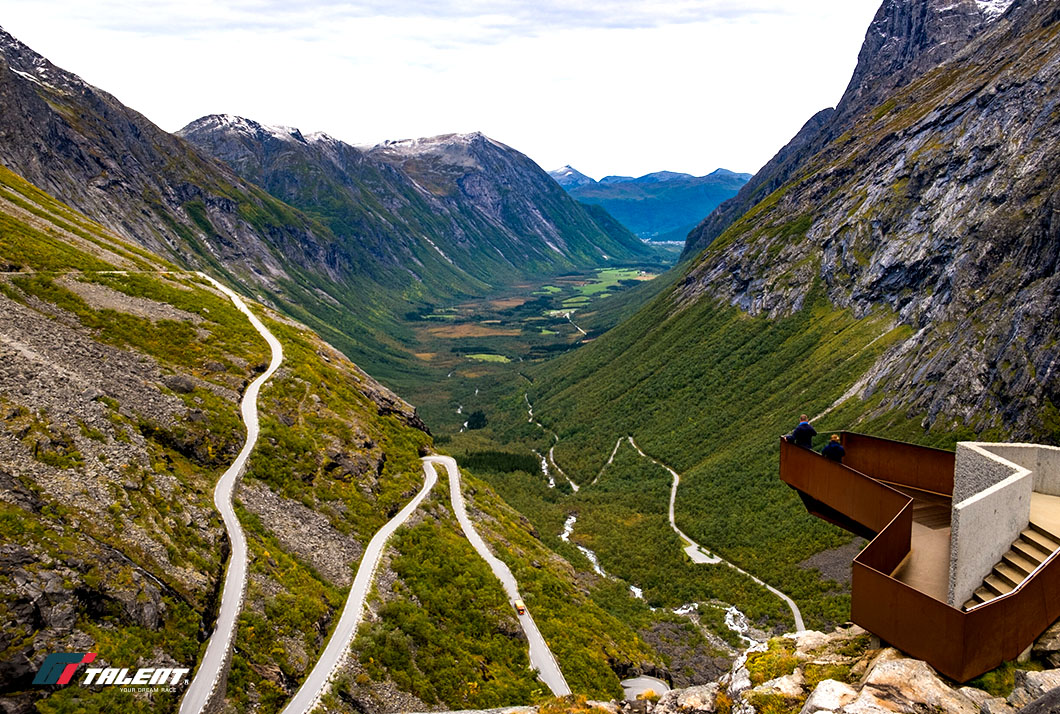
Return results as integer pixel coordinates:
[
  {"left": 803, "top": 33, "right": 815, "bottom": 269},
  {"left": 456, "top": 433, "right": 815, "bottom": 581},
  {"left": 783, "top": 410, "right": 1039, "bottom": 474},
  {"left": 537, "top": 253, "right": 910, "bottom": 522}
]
[
  {"left": 179, "top": 274, "right": 284, "bottom": 714},
  {"left": 626, "top": 437, "right": 806, "bottom": 631},
  {"left": 279, "top": 460, "right": 438, "bottom": 714},
  {"left": 426, "top": 455, "right": 572, "bottom": 696}
]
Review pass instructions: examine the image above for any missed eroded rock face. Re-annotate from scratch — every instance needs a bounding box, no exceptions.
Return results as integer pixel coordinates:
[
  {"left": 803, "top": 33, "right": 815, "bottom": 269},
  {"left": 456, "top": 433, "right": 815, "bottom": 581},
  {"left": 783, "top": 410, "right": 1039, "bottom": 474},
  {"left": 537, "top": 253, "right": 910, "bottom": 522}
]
[
  {"left": 678, "top": 0, "right": 1060, "bottom": 438},
  {"left": 653, "top": 683, "right": 720, "bottom": 714},
  {"left": 844, "top": 658, "right": 979, "bottom": 713},
  {"left": 237, "top": 481, "right": 363, "bottom": 587},
  {"left": 1031, "top": 620, "right": 1060, "bottom": 668},
  {"left": 668, "top": 624, "right": 1060, "bottom": 714},
  {"left": 1007, "top": 669, "right": 1060, "bottom": 709},
  {"left": 799, "top": 679, "right": 857, "bottom": 714},
  {"left": 683, "top": 0, "right": 1001, "bottom": 260}
]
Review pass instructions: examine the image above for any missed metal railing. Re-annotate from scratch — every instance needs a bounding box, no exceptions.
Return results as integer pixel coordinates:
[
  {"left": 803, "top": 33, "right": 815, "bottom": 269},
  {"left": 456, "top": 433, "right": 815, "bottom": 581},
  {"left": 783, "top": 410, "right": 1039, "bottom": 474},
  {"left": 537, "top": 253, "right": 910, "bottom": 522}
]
[{"left": 780, "top": 433, "right": 1060, "bottom": 682}]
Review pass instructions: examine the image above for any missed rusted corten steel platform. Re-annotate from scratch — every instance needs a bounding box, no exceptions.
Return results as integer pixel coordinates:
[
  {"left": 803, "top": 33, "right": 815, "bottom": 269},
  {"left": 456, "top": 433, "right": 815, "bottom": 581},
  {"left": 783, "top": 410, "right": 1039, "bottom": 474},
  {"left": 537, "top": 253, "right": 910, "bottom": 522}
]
[{"left": 780, "top": 433, "right": 1060, "bottom": 682}]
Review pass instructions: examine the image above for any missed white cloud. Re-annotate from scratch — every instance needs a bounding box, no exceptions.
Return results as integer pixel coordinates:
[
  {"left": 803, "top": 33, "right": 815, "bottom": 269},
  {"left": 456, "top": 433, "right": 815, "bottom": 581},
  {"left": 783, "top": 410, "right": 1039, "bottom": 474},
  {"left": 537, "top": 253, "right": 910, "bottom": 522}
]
[{"left": 1, "top": 0, "right": 882, "bottom": 178}]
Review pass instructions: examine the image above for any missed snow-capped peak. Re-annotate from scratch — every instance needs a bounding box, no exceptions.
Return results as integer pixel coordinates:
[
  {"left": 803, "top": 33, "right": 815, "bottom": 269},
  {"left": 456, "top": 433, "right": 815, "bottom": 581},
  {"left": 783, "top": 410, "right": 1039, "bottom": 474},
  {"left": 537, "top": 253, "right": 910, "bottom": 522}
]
[
  {"left": 0, "top": 25, "right": 82, "bottom": 92},
  {"left": 366, "top": 131, "right": 505, "bottom": 154},
  {"left": 196, "top": 114, "right": 309, "bottom": 144},
  {"left": 975, "top": 0, "right": 1013, "bottom": 20}
]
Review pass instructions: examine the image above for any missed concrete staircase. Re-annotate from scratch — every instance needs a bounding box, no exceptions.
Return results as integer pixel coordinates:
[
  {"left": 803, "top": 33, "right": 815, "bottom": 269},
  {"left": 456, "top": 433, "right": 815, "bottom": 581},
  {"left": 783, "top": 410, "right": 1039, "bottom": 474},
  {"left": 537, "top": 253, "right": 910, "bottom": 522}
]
[{"left": 964, "top": 522, "right": 1060, "bottom": 609}]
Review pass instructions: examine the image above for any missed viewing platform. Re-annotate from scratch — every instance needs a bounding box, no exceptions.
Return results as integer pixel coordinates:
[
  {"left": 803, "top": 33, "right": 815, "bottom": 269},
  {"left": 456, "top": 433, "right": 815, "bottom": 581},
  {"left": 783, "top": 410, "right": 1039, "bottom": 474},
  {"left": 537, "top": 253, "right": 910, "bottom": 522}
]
[{"left": 780, "top": 433, "right": 1060, "bottom": 682}]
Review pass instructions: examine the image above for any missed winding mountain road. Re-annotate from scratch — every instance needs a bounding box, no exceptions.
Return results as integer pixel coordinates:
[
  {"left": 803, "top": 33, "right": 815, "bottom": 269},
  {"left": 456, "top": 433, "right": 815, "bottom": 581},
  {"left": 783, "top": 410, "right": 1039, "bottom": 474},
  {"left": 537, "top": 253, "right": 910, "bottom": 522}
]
[
  {"left": 280, "top": 460, "right": 439, "bottom": 714},
  {"left": 625, "top": 437, "right": 806, "bottom": 632},
  {"left": 179, "top": 274, "right": 284, "bottom": 714},
  {"left": 424, "top": 455, "right": 571, "bottom": 697},
  {"left": 522, "top": 395, "right": 803, "bottom": 631}
]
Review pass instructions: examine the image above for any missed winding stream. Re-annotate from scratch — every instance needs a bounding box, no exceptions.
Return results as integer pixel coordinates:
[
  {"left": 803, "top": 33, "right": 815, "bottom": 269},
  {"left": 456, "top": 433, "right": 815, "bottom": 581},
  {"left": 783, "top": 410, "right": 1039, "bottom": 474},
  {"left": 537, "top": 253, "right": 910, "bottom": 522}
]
[{"left": 559, "top": 514, "right": 607, "bottom": 577}]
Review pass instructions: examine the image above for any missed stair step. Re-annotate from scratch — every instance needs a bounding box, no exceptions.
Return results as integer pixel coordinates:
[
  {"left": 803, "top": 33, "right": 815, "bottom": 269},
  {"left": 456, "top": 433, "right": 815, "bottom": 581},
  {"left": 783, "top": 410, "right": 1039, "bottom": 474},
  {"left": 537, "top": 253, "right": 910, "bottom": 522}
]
[
  {"left": 984, "top": 574, "right": 1014, "bottom": 597},
  {"left": 1014, "top": 540, "right": 1050, "bottom": 564},
  {"left": 964, "top": 598, "right": 979, "bottom": 610},
  {"left": 1023, "top": 528, "right": 1060, "bottom": 554},
  {"left": 994, "top": 562, "right": 1025, "bottom": 588},
  {"left": 1029, "top": 520, "right": 1060, "bottom": 544},
  {"left": 974, "top": 586, "right": 998, "bottom": 603},
  {"left": 1003, "top": 551, "right": 1038, "bottom": 576}
]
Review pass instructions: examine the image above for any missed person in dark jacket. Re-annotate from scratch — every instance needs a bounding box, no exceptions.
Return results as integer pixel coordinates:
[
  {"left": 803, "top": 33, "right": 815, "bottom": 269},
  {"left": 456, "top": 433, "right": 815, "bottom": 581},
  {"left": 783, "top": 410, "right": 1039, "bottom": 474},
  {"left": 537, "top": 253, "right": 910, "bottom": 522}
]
[
  {"left": 821, "top": 434, "right": 845, "bottom": 463},
  {"left": 786, "top": 414, "right": 816, "bottom": 448}
]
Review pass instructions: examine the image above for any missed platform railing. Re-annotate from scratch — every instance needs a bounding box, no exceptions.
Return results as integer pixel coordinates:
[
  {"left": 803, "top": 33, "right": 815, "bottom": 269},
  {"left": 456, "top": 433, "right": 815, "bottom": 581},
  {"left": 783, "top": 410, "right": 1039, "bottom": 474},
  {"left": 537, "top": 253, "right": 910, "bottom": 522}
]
[{"left": 780, "top": 433, "right": 1060, "bottom": 682}]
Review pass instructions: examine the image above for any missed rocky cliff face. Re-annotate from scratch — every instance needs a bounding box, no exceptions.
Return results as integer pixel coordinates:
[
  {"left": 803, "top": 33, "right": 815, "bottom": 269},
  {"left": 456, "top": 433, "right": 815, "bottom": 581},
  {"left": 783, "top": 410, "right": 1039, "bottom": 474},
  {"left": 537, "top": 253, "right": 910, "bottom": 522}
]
[
  {"left": 683, "top": 0, "right": 1012, "bottom": 259},
  {"left": 364, "top": 131, "right": 652, "bottom": 266},
  {"left": 678, "top": 0, "right": 1060, "bottom": 438}
]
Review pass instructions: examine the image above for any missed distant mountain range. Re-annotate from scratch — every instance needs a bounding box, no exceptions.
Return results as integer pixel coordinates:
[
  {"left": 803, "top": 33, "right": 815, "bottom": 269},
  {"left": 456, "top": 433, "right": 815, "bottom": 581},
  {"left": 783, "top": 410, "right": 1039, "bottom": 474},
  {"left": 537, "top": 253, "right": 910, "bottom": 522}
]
[
  {"left": 0, "top": 26, "right": 651, "bottom": 384},
  {"left": 179, "top": 117, "right": 653, "bottom": 289},
  {"left": 549, "top": 166, "right": 750, "bottom": 243}
]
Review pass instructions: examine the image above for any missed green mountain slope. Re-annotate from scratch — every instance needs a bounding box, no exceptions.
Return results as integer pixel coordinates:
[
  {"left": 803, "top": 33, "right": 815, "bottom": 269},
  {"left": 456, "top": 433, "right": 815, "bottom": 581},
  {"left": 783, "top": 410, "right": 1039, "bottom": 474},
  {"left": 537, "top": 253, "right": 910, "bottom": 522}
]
[
  {"left": 0, "top": 30, "right": 653, "bottom": 390},
  {"left": 0, "top": 163, "right": 432, "bottom": 713},
  {"left": 0, "top": 164, "right": 677, "bottom": 712},
  {"left": 179, "top": 116, "right": 652, "bottom": 291},
  {"left": 471, "top": 0, "right": 1060, "bottom": 635}
]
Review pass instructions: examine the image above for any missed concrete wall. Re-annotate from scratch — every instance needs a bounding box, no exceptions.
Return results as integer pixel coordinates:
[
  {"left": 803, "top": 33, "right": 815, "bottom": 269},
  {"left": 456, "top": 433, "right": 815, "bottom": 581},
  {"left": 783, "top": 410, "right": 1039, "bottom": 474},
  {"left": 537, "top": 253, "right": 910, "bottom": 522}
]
[
  {"left": 949, "top": 443, "right": 1033, "bottom": 606},
  {"left": 977, "top": 443, "right": 1060, "bottom": 496},
  {"left": 1038, "top": 446, "right": 1060, "bottom": 496}
]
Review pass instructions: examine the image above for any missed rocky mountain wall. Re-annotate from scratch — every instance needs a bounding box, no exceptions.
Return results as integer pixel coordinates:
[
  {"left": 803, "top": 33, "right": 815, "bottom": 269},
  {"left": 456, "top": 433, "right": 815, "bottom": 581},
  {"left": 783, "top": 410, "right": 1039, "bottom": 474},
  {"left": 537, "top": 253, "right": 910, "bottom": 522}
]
[
  {"left": 683, "top": 0, "right": 1008, "bottom": 259},
  {"left": 678, "top": 0, "right": 1060, "bottom": 437}
]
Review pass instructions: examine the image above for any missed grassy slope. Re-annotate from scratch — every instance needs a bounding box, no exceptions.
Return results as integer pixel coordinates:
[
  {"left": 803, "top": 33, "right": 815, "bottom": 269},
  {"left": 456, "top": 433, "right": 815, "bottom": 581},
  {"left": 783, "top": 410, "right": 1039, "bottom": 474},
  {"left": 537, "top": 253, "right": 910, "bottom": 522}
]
[
  {"left": 0, "top": 168, "right": 448, "bottom": 713},
  {"left": 457, "top": 468, "right": 662, "bottom": 699},
  {"left": 1, "top": 166, "right": 676, "bottom": 709},
  {"left": 0, "top": 168, "right": 262, "bottom": 713},
  {"left": 479, "top": 278, "right": 922, "bottom": 630},
  {"left": 221, "top": 314, "right": 434, "bottom": 713}
]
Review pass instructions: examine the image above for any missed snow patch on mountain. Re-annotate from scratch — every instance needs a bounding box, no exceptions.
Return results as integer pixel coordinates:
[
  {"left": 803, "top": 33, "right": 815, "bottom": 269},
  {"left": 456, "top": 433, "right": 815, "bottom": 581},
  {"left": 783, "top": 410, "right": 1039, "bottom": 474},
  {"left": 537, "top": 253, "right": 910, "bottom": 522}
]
[
  {"left": 196, "top": 114, "right": 309, "bottom": 144},
  {"left": 370, "top": 132, "right": 506, "bottom": 155},
  {"left": 975, "top": 0, "right": 1013, "bottom": 19}
]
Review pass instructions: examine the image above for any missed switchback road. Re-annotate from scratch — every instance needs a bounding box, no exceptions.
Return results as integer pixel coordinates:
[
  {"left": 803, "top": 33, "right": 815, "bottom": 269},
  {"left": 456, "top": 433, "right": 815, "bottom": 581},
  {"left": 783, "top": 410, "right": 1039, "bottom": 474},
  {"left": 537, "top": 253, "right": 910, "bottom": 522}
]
[
  {"left": 280, "top": 460, "right": 438, "bottom": 714},
  {"left": 625, "top": 437, "right": 806, "bottom": 631},
  {"left": 179, "top": 274, "right": 284, "bottom": 714},
  {"left": 424, "top": 455, "right": 571, "bottom": 697}
]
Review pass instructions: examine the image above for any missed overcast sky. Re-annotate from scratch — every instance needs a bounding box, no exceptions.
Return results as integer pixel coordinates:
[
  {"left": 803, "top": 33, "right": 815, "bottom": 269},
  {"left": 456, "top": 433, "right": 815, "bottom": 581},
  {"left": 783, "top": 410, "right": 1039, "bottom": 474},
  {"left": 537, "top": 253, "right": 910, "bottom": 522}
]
[{"left": 3, "top": 1, "right": 882, "bottom": 179}]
